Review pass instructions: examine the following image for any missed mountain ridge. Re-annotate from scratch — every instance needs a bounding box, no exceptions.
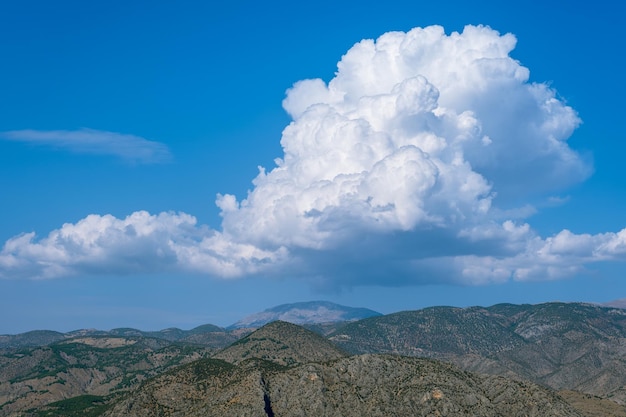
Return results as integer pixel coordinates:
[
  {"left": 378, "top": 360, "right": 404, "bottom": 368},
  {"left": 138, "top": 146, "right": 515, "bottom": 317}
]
[
  {"left": 5, "top": 298, "right": 625, "bottom": 343},
  {"left": 330, "top": 302, "right": 626, "bottom": 404},
  {"left": 0, "top": 301, "right": 380, "bottom": 348}
]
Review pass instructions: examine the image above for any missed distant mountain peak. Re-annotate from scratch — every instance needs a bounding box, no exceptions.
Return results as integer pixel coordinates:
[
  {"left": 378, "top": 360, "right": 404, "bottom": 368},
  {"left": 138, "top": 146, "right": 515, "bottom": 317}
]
[
  {"left": 603, "top": 298, "right": 626, "bottom": 309},
  {"left": 228, "top": 301, "right": 382, "bottom": 329}
]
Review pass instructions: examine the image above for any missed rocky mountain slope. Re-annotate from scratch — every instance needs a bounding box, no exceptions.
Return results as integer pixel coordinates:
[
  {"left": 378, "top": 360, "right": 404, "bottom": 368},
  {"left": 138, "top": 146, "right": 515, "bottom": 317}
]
[
  {"left": 329, "top": 304, "right": 526, "bottom": 356},
  {"left": 228, "top": 300, "right": 382, "bottom": 329},
  {"left": 102, "top": 340, "right": 582, "bottom": 417},
  {"left": 330, "top": 302, "right": 626, "bottom": 403},
  {"left": 0, "top": 337, "right": 212, "bottom": 416}
]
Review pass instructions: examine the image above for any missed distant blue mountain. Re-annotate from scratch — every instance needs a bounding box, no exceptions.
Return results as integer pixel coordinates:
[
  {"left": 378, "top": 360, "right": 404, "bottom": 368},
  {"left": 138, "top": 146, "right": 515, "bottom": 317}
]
[
  {"left": 603, "top": 298, "right": 626, "bottom": 309},
  {"left": 228, "top": 301, "right": 382, "bottom": 329}
]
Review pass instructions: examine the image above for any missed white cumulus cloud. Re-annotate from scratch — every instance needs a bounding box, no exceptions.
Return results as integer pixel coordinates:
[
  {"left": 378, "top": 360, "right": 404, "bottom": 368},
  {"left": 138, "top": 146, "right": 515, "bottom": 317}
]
[
  {"left": 0, "top": 211, "right": 285, "bottom": 280},
  {"left": 1, "top": 25, "right": 623, "bottom": 287},
  {"left": 1, "top": 128, "right": 171, "bottom": 164},
  {"left": 218, "top": 25, "right": 588, "bottom": 252}
]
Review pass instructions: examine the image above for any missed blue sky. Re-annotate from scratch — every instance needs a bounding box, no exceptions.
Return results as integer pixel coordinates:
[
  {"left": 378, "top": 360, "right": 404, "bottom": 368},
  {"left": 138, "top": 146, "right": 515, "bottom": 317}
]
[{"left": 1, "top": 0, "right": 625, "bottom": 333}]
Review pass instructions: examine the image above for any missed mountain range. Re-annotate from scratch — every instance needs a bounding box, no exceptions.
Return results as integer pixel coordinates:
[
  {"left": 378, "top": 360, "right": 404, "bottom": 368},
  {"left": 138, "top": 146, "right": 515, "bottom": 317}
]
[
  {"left": 2, "top": 301, "right": 626, "bottom": 416},
  {"left": 100, "top": 322, "right": 581, "bottom": 417},
  {"left": 0, "top": 301, "right": 378, "bottom": 350}
]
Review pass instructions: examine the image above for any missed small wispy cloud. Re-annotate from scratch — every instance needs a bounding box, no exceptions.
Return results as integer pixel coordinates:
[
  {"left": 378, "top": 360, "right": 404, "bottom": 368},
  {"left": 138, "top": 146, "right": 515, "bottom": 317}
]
[
  {"left": 1, "top": 128, "right": 171, "bottom": 164},
  {"left": 546, "top": 195, "right": 571, "bottom": 207}
]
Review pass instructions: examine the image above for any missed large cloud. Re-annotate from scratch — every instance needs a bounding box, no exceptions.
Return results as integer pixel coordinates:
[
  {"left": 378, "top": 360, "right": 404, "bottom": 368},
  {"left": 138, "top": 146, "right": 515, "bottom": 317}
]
[{"left": 1, "top": 25, "right": 622, "bottom": 286}]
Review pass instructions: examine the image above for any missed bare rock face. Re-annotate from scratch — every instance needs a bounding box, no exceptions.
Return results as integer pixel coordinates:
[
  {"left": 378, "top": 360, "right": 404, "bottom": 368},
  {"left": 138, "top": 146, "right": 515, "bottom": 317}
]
[{"left": 103, "top": 354, "right": 582, "bottom": 417}]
